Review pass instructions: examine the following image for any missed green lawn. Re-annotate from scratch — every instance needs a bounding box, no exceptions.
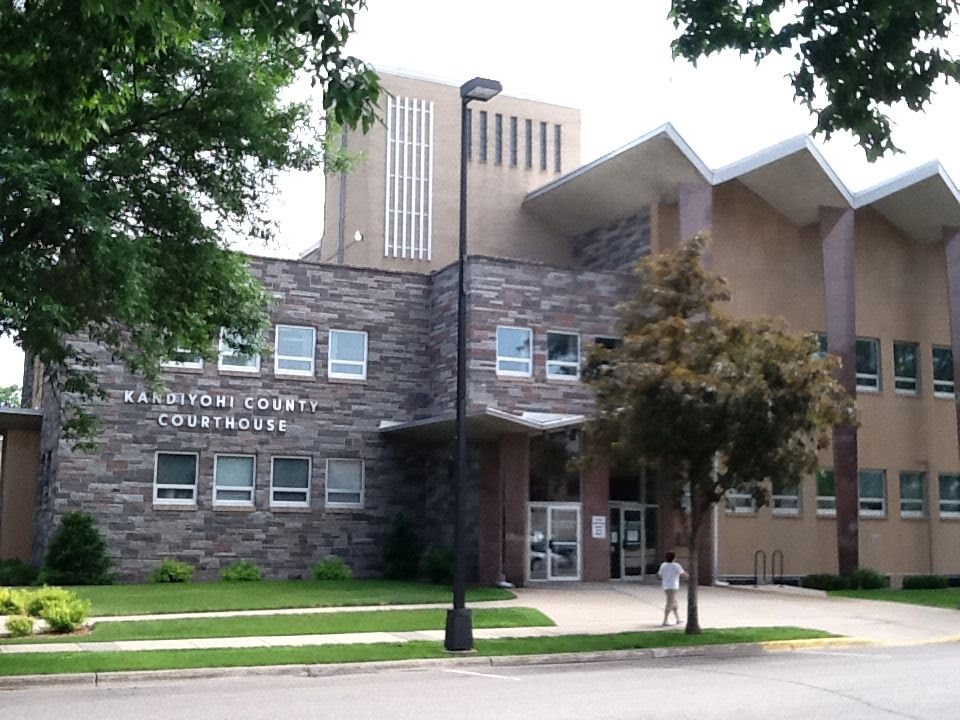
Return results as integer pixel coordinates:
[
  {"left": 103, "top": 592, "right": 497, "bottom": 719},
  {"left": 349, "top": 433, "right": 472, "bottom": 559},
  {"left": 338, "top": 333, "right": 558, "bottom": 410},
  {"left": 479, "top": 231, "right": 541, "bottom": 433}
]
[
  {"left": 69, "top": 580, "right": 513, "bottom": 616},
  {"left": 831, "top": 588, "right": 960, "bottom": 609},
  {"left": 0, "top": 627, "right": 833, "bottom": 676},
  {"left": 1, "top": 607, "right": 551, "bottom": 645}
]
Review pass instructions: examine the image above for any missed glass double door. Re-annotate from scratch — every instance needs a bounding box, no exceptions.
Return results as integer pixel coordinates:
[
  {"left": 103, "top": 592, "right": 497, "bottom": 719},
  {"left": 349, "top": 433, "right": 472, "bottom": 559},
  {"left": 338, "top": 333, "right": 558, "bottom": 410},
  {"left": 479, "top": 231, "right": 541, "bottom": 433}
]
[
  {"left": 610, "top": 503, "right": 657, "bottom": 580},
  {"left": 528, "top": 503, "right": 581, "bottom": 581}
]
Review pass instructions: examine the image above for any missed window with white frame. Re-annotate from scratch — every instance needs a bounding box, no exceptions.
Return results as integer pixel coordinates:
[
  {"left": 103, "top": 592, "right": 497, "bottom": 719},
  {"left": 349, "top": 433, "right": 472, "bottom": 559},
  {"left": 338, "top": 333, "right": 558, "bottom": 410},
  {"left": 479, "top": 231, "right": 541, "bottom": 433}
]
[
  {"left": 725, "top": 486, "right": 756, "bottom": 514},
  {"left": 899, "top": 471, "right": 926, "bottom": 518},
  {"left": 772, "top": 478, "right": 801, "bottom": 515},
  {"left": 384, "top": 95, "right": 434, "bottom": 261},
  {"left": 816, "top": 469, "right": 836, "bottom": 515},
  {"left": 214, "top": 455, "right": 255, "bottom": 506},
  {"left": 893, "top": 341, "right": 920, "bottom": 394},
  {"left": 162, "top": 348, "right": 203, "bottom": 370},
  {"left": 858, "top": 469, "right": 886, "bottom": 517},
  {"left": 546, "top": 331, "right": 580, "bottom": 379},
  {"left": 939, "top": 474, "right": 960, "bottom": 517},
  {"left": 496, "top": 326, "right": 532, "bottom": 377},
  {"left": 218, "top": 330, "right": 260, "bottom": 372},
  {"left": 856, "top": 337, "right": 880, "bottom": 390},
  {"left": 326, "top": 459, "right": 363, "bottom": 508},
  {"left": 328, "top": 330, "right": 368, "bottom": 380},
  {"left": 154, "top": 452, "right": 198, "bottom": 505},
  {"left": 271, "top": 457, "right": 311, "bottom": 507},
  {"left": 275, "top": 325, "right": 316, "bottom": 376},
  {"left": 933, "top": 346, "right": 954, "bottom": 397}
]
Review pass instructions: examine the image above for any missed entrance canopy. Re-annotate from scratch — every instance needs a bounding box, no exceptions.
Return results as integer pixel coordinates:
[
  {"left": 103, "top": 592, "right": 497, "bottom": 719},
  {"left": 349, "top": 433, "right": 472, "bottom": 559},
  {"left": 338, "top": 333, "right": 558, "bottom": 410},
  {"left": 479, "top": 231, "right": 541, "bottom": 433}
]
[
  {"left": 0, "top": 408, "right": 42, "bottom": 431},
  {"left": 379, "top": 407, "right": 583, "bottom": 443}
]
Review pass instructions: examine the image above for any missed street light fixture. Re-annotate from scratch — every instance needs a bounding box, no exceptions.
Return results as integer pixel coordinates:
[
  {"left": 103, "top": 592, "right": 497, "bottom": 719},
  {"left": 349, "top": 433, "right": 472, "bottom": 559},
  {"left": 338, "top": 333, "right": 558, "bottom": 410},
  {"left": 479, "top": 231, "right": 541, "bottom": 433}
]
[{"left": 445, "top": 76, "right": 502, "bottom": 653}]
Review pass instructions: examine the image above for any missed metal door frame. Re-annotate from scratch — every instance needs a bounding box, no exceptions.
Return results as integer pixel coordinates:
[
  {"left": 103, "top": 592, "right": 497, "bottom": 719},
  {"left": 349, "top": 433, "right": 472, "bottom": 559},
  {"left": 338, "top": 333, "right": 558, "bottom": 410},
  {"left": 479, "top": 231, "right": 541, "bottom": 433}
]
[{"left": 527, "top": 502, "right": 582, "bottom": 582}]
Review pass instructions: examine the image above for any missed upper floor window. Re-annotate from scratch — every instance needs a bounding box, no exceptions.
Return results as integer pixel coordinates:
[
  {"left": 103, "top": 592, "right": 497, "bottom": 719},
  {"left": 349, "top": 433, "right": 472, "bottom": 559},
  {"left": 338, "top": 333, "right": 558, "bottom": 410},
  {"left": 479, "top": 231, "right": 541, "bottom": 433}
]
[
  {"left": 939, "top": 474, "right": 960, "bottom": 517},
  {"left": 858, "top": 469, "right": 886, "bottom": 517},
  {"left": 546, "top": 332, "right": 580, "bottom": 380},
  {"left": 218, "top": 330, "right": 260, "bottom": 373},
  {"left": 326, "top": 459, "right": 364, "bottom": 508},
  {"left": 385, "top": 95, "right": 434, "bottom": 261},
  {"left": 772, "top": 478, "right": 801, "bottom": 515},
  {"left": 162, "top": 349, "right": 203, "bottom": 371},
  {"left": 933, "top": 346, "right": 954, "bottom": 397},
  {"left": 479, "top": 110, "right": 488, "bottom": 162},
  {"left": 816, "top": 469, "right": 836, "bottom": 516},
  {"left": 328, "top": 329, "right": 368, "bottom": 380},
  {"left": 494, "top": 113, "right": 503, "bottom": 165},
  {"left": 856, "top": 337, "right": 880, "bottom": 391},
  {"left": 214, "top": 454, "right": 255, "bottom": 507},
  {"left": 893, "top": 341, "right": 919, "bottom": 394},
  {"left": 725, "top": 486, "right": 756, "bottom": 514},
  {"left": 271, "top": 457, "right": 311, "bottom": 508},
  {"left": 524, "top": 119, "right": 533, "bottom": 169},
  {"left": 496, "top": 326, "right": 533, "bottom": 377},
  {"left": 539, "top": 121, "right": 548, "bottom": 171},
  {"left": 154, "top": 452, "right": 198, "bottom": 506},
  {"left": 899, "top": 471, "right": 926, "bottom": 518},
  {"left": 275, "top": 325, "right": 316, "bottom": 377},
  {"left": 554, "top": 124, "right": 562, "bottom": 173},
  {"left": 509, "top": 116, "right": 518, "bottom": 167}
]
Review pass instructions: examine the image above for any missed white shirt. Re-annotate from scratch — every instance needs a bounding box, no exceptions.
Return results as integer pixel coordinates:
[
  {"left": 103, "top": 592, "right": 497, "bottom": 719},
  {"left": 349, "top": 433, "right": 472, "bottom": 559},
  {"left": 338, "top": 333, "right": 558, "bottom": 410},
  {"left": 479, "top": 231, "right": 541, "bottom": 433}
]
[{"left": 658, "top": 561, "right": 685, "bottom": 590}]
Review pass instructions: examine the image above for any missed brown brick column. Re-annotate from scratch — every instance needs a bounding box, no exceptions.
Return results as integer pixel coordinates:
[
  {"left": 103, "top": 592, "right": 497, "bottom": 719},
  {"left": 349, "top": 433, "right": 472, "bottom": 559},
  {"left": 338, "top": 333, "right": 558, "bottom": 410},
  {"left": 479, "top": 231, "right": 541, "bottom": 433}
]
[
  {"left": 820, "top": 206, "right": 859, "bottom": 576},
  {"left": 500, "top": 433, "right": 529, "bottom": 587},
  {"left": 580, "top": 435, "right": 610, "bottom": 581},
  {"left": 477, "top": 441, "right": 502, "bottom": 585}
]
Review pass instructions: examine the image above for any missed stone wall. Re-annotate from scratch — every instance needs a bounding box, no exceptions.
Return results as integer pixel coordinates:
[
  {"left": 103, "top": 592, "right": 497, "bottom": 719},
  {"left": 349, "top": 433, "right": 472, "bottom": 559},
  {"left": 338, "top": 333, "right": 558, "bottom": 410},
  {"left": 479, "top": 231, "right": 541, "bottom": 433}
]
[{"left": 572, "top": 209, "right": 651, "bottom": 272}]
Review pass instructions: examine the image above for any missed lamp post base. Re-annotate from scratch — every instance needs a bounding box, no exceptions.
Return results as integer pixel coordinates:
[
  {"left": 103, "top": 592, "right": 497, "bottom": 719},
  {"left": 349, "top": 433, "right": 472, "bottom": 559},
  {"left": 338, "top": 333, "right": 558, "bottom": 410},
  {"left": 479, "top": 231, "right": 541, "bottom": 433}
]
[{"left": 444, "top": 608, "right": 474, "bottom": 652}]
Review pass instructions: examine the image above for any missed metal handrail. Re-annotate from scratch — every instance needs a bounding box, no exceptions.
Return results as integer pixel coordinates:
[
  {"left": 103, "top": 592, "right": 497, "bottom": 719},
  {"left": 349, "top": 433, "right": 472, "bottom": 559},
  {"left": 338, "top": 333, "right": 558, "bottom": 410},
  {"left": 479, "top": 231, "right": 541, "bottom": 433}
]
[
  {"left": 771, "top": 549, "right": 784, "bottom": 584},
  {"left": 753, "top": 549, "right": 767, "bottom": 586}
]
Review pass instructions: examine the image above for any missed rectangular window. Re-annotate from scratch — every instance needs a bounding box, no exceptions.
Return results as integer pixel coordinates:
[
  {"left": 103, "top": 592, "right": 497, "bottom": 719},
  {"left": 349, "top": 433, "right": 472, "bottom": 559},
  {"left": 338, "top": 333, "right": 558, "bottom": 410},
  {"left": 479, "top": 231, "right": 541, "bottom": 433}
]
[
  {"left": 858, "top": 469, "right": 886, "bottom": 517},
  {"left": 939, "top": 474, "right": 960, "bottom": 517},
  {"left": 899, "top": 471, "right": 926, "bottom": 518},
  {"left": 816, "top": 332, "right": 828, "bottom": 357},
  {"left": 816, "top": 469, "right": 836, "bottom": 516},
  {"left": 509, "top": 116, "right": 518, "bottom": 167},
  {"left": 326, "top": 458, "right": 364, "bottom": 508},
  {"left": 384, "top": 95, "right": 434, "bottom": 261},
  {"left": 554, "top": 124, "right": 562, "bottom": 173},
  {"left": 271, "top": 457, "right": 311, "bottom": 508},
  {"left": 162, "top": 349, "right": 203, "bottom": 370},
  {"left": 275, "top": 325, "right": 316, "bottom": 377},
  {"left": 496, "top": 326, "right": 533, "bottom": 377},
  {"left": 546, "top": 332, "right": 580, "bottom": 380},
  {"left": 154, "top": 452, "right": 198, "bottom": 505},
  {"left": 214, "top": 455, "right": 255, "bottom": 506},
  {"left": 494, "top": 114, "right": 503, "bottom": 165},
  {"left": 479, "top": 110, "right": 488, "bottom": 162},
  {"left": 725, "top": 487, "right": 756, "bottom": 514},
  {"left": 933, "top": 346, "right": 954, "bottom": 396},
  {"left": 218, "top": 330, "right": 260, "bottom": 373},
  {"left": 524, "top": 119, "right": 533, "bottom": 169},
  {"left": 772, "top": 479, "right": 801, "bottom": 515},
  {"left": 465, "top": 107, "right": 472, "bottom": 160},
  {"left": 893, "top": 341, "right": 919, "bottom": 394},
  {"left": 594, "top": 336, "right": 623, "bottom": 350},
  {"left": 856, "top": 337, "right": 880, "bottom": 390},
  {"left": 328, "top": 329, "right": 368, "bottom": 380},
  {"left": 539, "top": 121, "right": 547, "bottom": 171}
]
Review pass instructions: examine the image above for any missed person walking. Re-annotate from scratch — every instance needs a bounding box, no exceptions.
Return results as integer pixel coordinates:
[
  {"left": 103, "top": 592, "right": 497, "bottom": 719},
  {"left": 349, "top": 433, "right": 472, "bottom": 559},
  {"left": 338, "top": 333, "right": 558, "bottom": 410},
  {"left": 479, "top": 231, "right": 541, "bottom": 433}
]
[{"left": 658, "top": 551, "right": 687, "bottom": 626}]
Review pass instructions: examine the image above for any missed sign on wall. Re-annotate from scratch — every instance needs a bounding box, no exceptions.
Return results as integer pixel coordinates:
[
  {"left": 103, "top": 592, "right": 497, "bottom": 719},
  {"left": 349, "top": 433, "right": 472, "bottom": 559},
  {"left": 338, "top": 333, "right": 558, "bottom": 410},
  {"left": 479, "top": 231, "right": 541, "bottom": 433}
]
[{"left": 591, "top": 514, "right": 607, "bottom": 539}]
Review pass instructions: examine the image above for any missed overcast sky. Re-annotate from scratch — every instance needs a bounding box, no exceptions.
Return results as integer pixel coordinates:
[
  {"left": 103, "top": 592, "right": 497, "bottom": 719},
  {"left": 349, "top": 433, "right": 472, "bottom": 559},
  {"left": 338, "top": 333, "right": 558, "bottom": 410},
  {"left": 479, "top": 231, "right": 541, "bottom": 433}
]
[{"left": 4, "top": 0, "right": 960, "bottom": 388}]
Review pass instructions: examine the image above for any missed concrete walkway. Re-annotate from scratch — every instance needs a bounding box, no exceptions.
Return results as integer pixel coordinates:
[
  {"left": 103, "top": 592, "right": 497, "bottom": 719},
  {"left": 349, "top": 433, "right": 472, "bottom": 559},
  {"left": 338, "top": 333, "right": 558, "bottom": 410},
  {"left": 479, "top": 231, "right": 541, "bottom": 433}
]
[{"left": 2, "top": 583, "right": 959, "bottom": 655}]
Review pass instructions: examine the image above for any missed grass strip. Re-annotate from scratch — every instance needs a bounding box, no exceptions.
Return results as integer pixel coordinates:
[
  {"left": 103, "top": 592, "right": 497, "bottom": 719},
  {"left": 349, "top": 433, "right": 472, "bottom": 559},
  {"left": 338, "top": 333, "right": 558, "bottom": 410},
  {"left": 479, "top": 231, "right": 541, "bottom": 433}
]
[
  {"left": 831, "top": 588, "right": 960, "bottom": 609},
  {"left": 0, "top": 627, "right": 833, "bottom": 676},
  {"left": 71, "top": 580, "right": 513, "bottom": 616},
  {"left": 1, "top": 608, "right": 552, "bottom": 645}
]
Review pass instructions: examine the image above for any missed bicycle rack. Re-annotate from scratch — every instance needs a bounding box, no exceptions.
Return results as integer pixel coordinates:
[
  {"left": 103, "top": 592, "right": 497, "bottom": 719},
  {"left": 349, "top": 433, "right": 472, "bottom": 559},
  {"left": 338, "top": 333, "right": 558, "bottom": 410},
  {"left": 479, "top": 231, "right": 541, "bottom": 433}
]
[
  {"left": 771, "top": 549, "right": 784, "bottom": 585},
  {"left": 753, "top": 549, "right": 767, "bottom": 586}
]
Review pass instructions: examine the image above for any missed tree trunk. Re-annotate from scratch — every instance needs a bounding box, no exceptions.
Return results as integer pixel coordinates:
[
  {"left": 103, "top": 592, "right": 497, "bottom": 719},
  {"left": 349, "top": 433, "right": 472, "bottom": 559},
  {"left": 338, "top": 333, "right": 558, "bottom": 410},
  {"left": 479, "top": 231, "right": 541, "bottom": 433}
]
[{"left": 685, "top": 491, "right": 703, "bottom": 635}]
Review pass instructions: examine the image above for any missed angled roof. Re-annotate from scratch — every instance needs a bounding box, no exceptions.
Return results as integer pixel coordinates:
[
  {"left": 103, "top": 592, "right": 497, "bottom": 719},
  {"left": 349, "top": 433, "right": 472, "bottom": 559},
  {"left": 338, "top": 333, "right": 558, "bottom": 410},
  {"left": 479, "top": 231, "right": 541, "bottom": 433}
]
[{"left": 379, "top": 407, "right": 582, "bottom": 443}]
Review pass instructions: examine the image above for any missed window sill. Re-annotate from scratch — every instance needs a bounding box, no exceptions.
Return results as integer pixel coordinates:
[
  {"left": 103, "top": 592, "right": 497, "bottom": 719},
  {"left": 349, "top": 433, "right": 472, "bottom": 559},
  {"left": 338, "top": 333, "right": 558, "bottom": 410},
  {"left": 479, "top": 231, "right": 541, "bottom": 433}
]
[
  {"left": 161, "top": 366, "right": 204, "bottom": 374},
  {"left": 213, "top": 504, "right": 255, "bottom": 512},
  {"left": 816, "top": 511, "right": 837, "bottom": 518},
  {"left": 859, "top": 513, "right": 887, "bottom": 520},
  {"left": 269, "top": 505, "right": 312, "bottom": 513},
  {"left": 218, "top": 368, "right": 261, "bottom": 377},
  {"left": 325, "top": 504, "right": 364, "bottom": 512},
  {"left": 894, "top": 390, "right": 921, "bottom": 399},
  {"left": 545, "top": 375, "right": 581, "bottom": 383},
  {"left": 938, "top": 513, "right": 960, "bottom": 521},
  {"left": 899, "top": 513, "right": 927, "bottom": 521},
  {"left": 772, "top": 510, "right": 802, "bottom": 518},
  {"left": 934, "top": 393, "right": 956, "bottom": 400},
  {"left": 275, "top": 372, "right": 318, "bottom": 381},
  {"left": 856, "top": 386, "right": 881, "bottom": 394},
  {"left": 152, "top": 503, "right": 197, "bottom": 511},
  {"left": 327, "top": 375, "right": 367, "bottom": 384}
]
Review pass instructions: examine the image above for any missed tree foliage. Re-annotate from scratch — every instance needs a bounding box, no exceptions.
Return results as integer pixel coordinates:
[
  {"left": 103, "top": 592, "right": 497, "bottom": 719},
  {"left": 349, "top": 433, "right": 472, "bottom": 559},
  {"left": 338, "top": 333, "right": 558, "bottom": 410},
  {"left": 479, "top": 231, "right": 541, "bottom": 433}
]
[
  {"left": 0, "top": 384, "right": 20, "bottom": 407},
  {"left": 0, "top": 1, "right": 381, "bottom": 441},
  {"left": 669, "top": 0, "right": 960, "bottom": 159},
  {"left": 584, "top": 235, "right": 856, "bottom": 633}
]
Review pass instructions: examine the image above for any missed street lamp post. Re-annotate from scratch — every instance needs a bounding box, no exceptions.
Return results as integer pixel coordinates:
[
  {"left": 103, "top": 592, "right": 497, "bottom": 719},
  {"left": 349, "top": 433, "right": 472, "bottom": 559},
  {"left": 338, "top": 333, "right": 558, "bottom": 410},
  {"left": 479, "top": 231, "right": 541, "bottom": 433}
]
[{"left": 445, "top": 76, "right": 502, "bottom": 653}]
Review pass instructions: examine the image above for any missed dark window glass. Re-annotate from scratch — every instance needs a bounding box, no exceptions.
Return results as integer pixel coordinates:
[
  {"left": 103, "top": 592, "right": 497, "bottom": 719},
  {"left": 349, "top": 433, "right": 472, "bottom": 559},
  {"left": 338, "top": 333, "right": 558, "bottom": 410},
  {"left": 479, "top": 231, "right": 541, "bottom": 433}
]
[
  {"left": 554, "top": 124, "right": 562, "bottom": 173},
  {"left": 524, "top": 119, "right": 533, "bottom": 169},
  {"left": 494, "top": 113, "right": 503, "bottom": 165},
  {"left": 594, "top": 336, "right": 622, "bottom": 350},
  {"left": 855, "top": 337, "right": 880, "bottom": 389},
  {"left": 509, "top": 116, "right": 518, "bottom": 167},
  {"left": 479, "top": 110, "right": 488, "bottom": 163},
  {"left": 539, "top": 121, "right": 547, "bottom": 171},
  {"left": 893, "top": 341, "right": 919, "bottom": 393},
  {"left": 933, "top": 346, "right": 954, "bottom": 395}
]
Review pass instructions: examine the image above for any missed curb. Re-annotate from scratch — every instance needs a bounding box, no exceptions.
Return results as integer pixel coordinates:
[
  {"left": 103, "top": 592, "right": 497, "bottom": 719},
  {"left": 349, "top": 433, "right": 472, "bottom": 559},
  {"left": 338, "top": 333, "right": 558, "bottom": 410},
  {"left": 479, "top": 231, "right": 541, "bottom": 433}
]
[{"left": 0, "top": 637, "right": 878, "bottom": 690}]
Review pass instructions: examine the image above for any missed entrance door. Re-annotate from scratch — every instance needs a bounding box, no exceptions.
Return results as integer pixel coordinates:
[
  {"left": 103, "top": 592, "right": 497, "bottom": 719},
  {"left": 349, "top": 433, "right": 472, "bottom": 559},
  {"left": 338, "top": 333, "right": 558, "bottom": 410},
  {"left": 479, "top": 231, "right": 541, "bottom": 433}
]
[
  {"left": 528, "top": 503, "right": 581, "bottom": 581},
  {"left": 609, "top": 503, "right": 658, "bottom": 580}
]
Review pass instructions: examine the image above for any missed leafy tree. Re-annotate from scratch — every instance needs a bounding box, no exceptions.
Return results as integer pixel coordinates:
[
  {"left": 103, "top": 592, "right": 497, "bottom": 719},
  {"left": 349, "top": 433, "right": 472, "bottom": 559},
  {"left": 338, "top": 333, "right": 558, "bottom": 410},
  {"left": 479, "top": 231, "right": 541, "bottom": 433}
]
[
  {"left": 670, "top": 1, "right": 960, "bottom": 159},
  {"left": 0, "top": 385, "right": 19, "bottom": 408},
  {"left": 0, "top": 1, "right": 380, "bottom": 443},
  {"left": 584, "top": 236, "right": 856, "bottom": 634}
]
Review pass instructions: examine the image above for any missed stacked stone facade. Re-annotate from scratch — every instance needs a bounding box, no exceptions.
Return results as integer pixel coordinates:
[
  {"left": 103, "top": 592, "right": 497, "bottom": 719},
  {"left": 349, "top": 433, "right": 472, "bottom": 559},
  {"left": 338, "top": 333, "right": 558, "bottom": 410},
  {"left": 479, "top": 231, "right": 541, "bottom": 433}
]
[{"left": 572, "top": 209, "right": 651, "bottom": 272}]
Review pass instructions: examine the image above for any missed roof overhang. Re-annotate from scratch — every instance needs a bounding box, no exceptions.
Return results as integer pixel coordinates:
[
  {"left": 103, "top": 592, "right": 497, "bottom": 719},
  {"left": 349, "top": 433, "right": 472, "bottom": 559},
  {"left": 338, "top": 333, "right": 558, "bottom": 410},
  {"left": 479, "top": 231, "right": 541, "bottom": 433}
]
[
  {"left": 0, "top": 408, "right": 42, "bottom": 432},
  {"left": 855, "top": 162, "right": 960, "bottom": 243},
  {"left": 379, "top": 407, "right": 583, "bottom": 443}
]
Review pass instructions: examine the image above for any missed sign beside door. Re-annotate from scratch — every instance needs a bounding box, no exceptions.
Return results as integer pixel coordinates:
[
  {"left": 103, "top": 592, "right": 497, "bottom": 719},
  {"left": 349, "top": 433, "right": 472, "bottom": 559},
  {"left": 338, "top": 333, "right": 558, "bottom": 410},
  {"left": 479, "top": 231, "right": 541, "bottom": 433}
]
[{"left": 591, "top": 515, "right": 606, "bottom": 539}]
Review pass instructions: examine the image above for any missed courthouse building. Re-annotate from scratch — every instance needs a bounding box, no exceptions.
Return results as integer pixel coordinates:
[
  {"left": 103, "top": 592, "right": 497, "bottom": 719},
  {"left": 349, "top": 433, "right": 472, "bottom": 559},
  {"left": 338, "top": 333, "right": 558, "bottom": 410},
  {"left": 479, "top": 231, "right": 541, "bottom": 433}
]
[{"left": 3, "top": 70, "right": 960, "bottom": 585}]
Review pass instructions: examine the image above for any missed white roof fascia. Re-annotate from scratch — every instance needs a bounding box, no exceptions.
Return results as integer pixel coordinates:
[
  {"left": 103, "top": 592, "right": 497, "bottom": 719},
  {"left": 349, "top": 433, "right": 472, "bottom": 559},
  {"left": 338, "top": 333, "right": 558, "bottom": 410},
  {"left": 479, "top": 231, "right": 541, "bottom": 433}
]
[{"left": 853, "top": 161, "right": 959, "bottom": 208}]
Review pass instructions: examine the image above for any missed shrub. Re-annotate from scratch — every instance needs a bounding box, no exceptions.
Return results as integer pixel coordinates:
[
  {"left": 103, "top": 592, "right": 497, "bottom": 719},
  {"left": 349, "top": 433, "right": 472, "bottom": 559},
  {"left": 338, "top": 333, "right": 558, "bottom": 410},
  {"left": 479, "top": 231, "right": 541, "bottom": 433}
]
[
  {"left": 382, "top": 514, "right": 421, "bottom": 580},
  {"left": 313, "top": 556, "right": 353, "bottom": 581},
  {"left": 902, "top": 574, "right": 949, "bottom": 590},
  {"left": 150, "top": 559, "right": 195, "bottom": 583},
  {"left": 40, "top": 511, "right": 113, "bottom": 585},
  {"left": 40, "top": 596, "right": 91, "bottom": 633},
  {"left": 221, "top": 560, "right": 263, "bottom": 582},
  {"left": 421, "top": 546, "right": 454, "bottom": 585},
  {"left": 5, "top": 615, "right": 34, "bottom": 638},
  {"left": 801, "top": 573, "right": 850, "bottom": 591},
  {"left": 0, "top": 587, "right": 28, "bottom": 615},
  {"left": 851, "top": 567, "right": 890, "bottom": 590},
  {"left": 0, "top": 558, "right": 39, "bottom": 587},
  {"left": 24, "top": 586, "right": 73, "bottom": 617}
]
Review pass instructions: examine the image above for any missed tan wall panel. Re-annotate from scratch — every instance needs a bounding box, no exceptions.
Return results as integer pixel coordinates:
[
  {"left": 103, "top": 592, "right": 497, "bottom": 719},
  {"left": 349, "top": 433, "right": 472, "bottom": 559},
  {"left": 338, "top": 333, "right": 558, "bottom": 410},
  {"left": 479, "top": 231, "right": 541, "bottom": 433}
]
[{"left": 0, "top": 430, "right": 40, "bottom": 561}]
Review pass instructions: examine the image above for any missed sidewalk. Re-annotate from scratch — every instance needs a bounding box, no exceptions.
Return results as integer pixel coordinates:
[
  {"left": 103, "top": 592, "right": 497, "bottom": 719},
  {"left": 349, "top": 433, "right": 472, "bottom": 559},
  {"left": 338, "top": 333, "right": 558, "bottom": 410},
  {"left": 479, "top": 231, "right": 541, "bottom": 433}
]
[{"left": 3, "top": 582, "right": 959, "bottom": 655}]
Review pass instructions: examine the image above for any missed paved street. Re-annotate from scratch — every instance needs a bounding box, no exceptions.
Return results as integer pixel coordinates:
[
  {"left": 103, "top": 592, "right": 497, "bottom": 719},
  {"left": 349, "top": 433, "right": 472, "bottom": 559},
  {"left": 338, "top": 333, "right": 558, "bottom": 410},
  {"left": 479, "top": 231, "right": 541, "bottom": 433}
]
[{"left": 3, "top": 643, "right": 955, "bottom": 719}]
